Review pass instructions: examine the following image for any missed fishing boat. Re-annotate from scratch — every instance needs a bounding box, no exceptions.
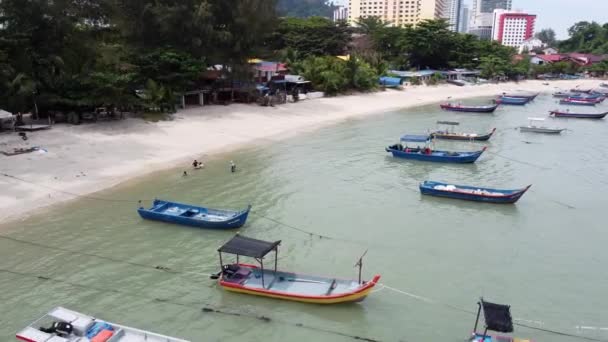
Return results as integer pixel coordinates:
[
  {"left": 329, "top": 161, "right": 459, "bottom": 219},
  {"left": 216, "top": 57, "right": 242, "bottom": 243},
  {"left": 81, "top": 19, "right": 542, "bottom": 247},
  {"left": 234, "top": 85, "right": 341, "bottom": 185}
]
[
  {"left": 494, "top": 96, "right": 529, "bottom": 105},
  {"left": 430, "top": 121, "right": 496, "bottom": 141},
  {"left": 439, "top": 103, "right": 498, "bottom": 113},
  {"left": 419, "top": 181, "right": 531, "bottom": 204},
  {"left": 386, "top": 135, "right": 487, "bottom": 164},
  {"left": 501, "top": 92, "right": 539, "bottom": 100},
  {"left": 214, "top": 234, "right": 381, "bottom": 304},
  {"left": 137, "top": 199, "right": 251, "bottom": 229},
  {"left": 570, "top": 88, "right": 593, "bottom": 93},
  {"left": 16, "top": 307, "right": 189, "bottom": 342},
  {"left": 560, "top": 98, "right": 597, "bottom": 106},
  {"left": 600, "top": 83, "right": 608, "bottom": 88},
  {"left": 552, "top": 91, "right": 579, "bottom": 98},
  {"left": 549, "top": 110, "right": 608, "bottom": 119},
  {"left": 519, "top": 118, "right": 565, "bottom": 134},
  {"left": 469, "top": 298, "right": 533, "bottom": 342}
]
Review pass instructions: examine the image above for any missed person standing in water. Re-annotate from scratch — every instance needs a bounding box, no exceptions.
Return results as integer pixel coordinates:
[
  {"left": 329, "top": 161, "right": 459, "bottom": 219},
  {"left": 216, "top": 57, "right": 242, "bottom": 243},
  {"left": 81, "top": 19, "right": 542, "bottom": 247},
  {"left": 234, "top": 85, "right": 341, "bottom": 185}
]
[{"left": 230, "top": 161, "right": 236, "bottom": 173}]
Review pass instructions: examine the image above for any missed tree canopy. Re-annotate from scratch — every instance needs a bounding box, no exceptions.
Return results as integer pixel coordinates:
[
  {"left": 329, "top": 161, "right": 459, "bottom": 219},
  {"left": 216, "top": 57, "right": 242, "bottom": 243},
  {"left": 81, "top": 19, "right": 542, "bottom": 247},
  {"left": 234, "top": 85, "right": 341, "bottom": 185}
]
[{"left": 559, "top": 21, "right": 608, "bottom": 54}]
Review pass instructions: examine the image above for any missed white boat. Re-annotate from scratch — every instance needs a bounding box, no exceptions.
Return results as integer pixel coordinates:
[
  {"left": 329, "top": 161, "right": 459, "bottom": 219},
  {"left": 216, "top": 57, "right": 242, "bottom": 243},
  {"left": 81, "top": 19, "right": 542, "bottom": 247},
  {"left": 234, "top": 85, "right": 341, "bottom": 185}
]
[
  {"left": 16, "top": 307, "right": 189, "bottom": 342},
  {"left": 519, "top": 117, "right": 565, "bottom": 134}
]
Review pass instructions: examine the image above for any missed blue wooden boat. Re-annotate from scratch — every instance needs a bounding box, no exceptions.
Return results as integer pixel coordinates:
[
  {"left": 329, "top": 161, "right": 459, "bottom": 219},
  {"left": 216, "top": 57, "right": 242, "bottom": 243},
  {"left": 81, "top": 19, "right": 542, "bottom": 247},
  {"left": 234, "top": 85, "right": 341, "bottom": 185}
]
[
  {"left": 419, "top": 181, "right": 531, "bottom": 204},
  {"left": 494, "top": 96, "right": 529, "bottom": 105},
  {"left": 386, "top": 135, "right": 486, "bottom": 164},
  {"left": 501, "top": 92, "right": 538, "bottom": 100},
  {"left": 440, "top": 103, "right": 498, "bottom": 113},
  {"left": 138, "top": 199, "right": 251, "bottom": 229}
]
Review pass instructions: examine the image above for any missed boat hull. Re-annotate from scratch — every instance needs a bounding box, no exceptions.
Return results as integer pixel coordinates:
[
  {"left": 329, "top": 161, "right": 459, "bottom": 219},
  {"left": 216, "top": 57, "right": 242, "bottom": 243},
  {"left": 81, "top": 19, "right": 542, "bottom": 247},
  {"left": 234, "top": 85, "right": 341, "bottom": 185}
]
[
  {"left": 519, "top": 126, "right": 564, "bottom": 134},
  {"left": 386, "top": 147, "right": 485, "bottom": 164},
  {"left": 219, "top": 264, "right": 381, "bottom": 304},
  {"left": 550, "top": 111, "right": 607, "bottom": 119},
  {"left": 560, "top": 99, "right": 596, "bottom": 106},
  {"left": 419, "top": 181, "right": 531, "bottom": 204},
  {"left": 440, "top": 104, "right": 498, "bottom": 113},
  {"left": 138, "top": 199, "right": 250, "bottom": 229},
  {"left": 431, "top": 128, "right": 496, "bottom": 141},
  {"left": 495, "top": 97, "right": 529, "bottom": 105}
]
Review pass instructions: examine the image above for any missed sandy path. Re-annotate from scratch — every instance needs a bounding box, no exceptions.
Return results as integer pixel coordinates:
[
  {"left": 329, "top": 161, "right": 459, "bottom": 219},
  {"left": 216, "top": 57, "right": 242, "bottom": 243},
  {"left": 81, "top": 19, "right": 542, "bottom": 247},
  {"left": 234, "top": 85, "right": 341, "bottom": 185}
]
[{"left": 0, "top": 80, "right": 599, "bottom": 222}]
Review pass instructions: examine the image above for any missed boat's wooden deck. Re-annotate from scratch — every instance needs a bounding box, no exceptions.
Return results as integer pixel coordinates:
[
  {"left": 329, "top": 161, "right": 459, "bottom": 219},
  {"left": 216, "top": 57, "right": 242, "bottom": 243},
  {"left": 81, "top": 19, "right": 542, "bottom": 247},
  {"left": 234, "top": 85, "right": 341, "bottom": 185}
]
[{"left": 224, "top": 266, "right": 361, "bottom": 296}]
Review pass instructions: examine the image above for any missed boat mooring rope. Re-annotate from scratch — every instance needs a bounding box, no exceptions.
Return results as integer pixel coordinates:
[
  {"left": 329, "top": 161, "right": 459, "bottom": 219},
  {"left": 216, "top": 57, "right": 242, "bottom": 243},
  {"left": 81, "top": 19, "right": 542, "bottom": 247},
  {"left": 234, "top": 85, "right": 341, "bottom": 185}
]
[{"left": 0, "top": 267, "right": 382, "bottom": 342}]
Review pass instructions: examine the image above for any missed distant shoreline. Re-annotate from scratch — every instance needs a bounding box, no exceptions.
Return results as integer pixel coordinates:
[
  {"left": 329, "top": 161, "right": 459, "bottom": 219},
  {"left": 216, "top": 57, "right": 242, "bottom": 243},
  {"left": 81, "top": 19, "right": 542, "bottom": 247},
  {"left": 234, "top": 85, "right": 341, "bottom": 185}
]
[{"left": 0, "top": 79, "right": 600, "bottom": 224}]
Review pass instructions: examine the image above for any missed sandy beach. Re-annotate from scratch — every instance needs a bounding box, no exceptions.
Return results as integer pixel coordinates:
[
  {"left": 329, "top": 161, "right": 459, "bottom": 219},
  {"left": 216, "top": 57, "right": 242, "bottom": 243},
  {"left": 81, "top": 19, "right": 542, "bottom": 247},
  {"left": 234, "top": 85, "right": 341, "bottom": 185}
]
[{"left": 0, "top": 79, "right": 599, "bottom": 222}]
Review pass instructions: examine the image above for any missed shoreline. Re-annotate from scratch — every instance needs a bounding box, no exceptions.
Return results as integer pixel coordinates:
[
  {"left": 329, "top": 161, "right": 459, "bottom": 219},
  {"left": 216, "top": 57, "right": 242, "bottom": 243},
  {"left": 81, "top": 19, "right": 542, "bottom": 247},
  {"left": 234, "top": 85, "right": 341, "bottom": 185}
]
[{"left": 0, "top": 79, "right": 599, "bottom": 224}]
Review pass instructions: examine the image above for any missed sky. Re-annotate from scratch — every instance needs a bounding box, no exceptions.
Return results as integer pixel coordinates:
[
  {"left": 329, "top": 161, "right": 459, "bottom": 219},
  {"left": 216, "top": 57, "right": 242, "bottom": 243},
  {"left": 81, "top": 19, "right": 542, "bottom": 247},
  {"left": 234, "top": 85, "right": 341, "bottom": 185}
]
[{"left": 333, "top": 0, "right": 607, "bottom": 39}]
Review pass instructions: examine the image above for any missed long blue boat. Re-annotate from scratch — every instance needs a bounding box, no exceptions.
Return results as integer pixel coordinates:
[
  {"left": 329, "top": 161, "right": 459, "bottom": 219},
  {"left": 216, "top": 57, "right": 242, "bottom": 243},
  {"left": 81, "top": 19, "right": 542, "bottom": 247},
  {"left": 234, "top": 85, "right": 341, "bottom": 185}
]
[
  {"left": 501, "top": 92, "right": 539, "bottom": 101},
  {"left": 386, "top": 135, "right": 486, "bottom": 164},
  {"left": 419, "top": 181, "right": 531, "bottom": 204},
  {"left": 440, "top": 103, "right": 498, "bottom": 113},
  {"left": 494, "top": 96, "right": 529, "bottom": 105},
  {"left": 138, "top": 199, "right": 251, "bottom": 229}
]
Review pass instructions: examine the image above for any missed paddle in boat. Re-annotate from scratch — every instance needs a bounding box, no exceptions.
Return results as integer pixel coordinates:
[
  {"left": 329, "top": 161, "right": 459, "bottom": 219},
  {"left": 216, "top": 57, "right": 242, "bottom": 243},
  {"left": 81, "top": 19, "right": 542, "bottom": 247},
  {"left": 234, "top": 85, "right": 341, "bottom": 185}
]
[
  {"left": 439, "top": 103, "right": 498, "bottom": 113},
  {"left": 519, "top": 117, "right": 565, "bottom": 134},
  {"left": 16, "top": 307, "right": 189, "bottom": 342},
  {"left": 137, "top": 199, "right": 251, "bottom": 229},
  {"left": 386, "top": 134, "right": 487, "bottom": 164},
  {"left": 419, "top": 181, "right": 531, "bottom": 204},
  {"left": 469, "top": 298, "right": 533, "bottom": 342},
  {"left": 494, "top": 96, "right": 529, "bottom": 105},
  {"left": 559, "top": 98, "right": 597, "bottom": 106},
  {"left": 430, "top": 121, "right": 496, "bottom": 141},
  {"left": 213, "top": 234, "right": 381, "bottom": 304},
  {"left": 549, "top": 110, "right": 608, "bottom": 119}
]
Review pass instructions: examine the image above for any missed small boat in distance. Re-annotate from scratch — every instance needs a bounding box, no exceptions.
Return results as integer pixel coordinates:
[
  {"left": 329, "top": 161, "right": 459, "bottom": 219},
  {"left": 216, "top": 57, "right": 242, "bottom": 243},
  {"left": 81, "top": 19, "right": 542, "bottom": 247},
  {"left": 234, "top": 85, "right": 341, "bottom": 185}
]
[
  {"left": 419, "top": 181, "right": 531, "bottom": 204},
  {"left": 16, "top": 307, "right": 189, "bottom": 342},
  {"left": 600, "top": 83, "right": 608, "bottom": 88},
  {"left": 386, "top": 135, "right": 487, "bottom": 164},
  {"left": 469, "top": 298, "right": 533, "bottom": 342},
  {"left": 560, "top": 98, "right": 597, "bottom": 106},
  {"left": 501, "top": 92, "right": 539, "bottom": 100},
  {"left": 138, "top": 199, "right": 251, "bottom": 229},
  {"left": 215, "top": 234, "right": 381, "bottom": 304},
  {"left": 550, "top": 110, "right": 608, "bottom": 119},
  {"left": 519, "top": 118, "right": 565, "bottom": 134},
  {"left": 570, "top": 88, "right": 593, "bottom": 93},
  {"left": 553, "top": 91, "right": 579, "bottom": 98},
  {"left": 440, "top": 103, "right": 498, "bottom": 113},
  {"left": 494, "top": 96, "right": 530, "bottom": 105},
  {"left": 430, "top": 121, "right": 496, "bottom": 141}
]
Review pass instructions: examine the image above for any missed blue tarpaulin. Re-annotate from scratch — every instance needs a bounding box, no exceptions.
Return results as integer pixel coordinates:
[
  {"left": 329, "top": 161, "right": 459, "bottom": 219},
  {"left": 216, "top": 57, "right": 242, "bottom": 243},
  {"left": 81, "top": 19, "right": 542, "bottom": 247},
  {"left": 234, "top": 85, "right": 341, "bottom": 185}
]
[
  {"left": 400, "top": 134, "right": 431, "bottom": 142},
  {"left": 379, "top": 76, "right": 403, "bottom": 87}
]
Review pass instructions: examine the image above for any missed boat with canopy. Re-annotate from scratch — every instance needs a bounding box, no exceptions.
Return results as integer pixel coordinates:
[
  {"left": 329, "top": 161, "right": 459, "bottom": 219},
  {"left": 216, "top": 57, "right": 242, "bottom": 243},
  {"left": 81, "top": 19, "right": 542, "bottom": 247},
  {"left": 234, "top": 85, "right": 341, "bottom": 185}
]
[
  {"left": 519, "top": 117, "right": 565, "bottom": 134},
  {"left": 430, "top": 121, "right": 496, "bottom": 141},
  {"left": 549, "top": 110, "right": 607, "bottom": 119},
  {"left": 214, "top": 235, "right": 381, "bottom": 304},
  {"left": 469, "top": 298, "right": 533, "bottom": 342},
  {"left": 137, "top": 199, "right": 251, "bottom": 229},
  {"left": 439, "top": 103, "right": 498, "bottom": 113},
  {"left": 420, "top": 181, "right": 531, "bottom": 204},
  {"left": 16, "top": 307, "right": 189, "bottom": 342},
  {"left": 386, "top": 135, "right": 486, "bottom": 163}
]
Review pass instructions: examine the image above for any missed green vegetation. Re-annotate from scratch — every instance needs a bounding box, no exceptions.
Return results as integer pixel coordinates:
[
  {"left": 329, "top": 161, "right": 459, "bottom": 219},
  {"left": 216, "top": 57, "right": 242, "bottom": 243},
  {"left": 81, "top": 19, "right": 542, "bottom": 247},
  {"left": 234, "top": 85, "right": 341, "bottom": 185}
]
[
  {"left": 559, "top": 22, "right": 608, "bottom": 54},
  {"left": 535, "top": 29, "right": 557, "bottom": 46}
]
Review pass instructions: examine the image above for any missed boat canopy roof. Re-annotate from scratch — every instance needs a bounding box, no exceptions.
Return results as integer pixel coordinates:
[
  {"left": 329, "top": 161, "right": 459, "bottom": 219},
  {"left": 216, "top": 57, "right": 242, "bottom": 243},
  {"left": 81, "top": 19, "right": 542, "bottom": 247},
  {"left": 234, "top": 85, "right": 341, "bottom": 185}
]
[
  {"left": 437, "top": 120, "right": 460, "bottom": 125},
  {"left": 481, "top": 299, "right": 514, "bottom": 333},
  {"left": 400, "top": 134, "right": 431, "bottom": 142},
  {"left": 218, "top": 234, "right": 281, "bottom": 258}
]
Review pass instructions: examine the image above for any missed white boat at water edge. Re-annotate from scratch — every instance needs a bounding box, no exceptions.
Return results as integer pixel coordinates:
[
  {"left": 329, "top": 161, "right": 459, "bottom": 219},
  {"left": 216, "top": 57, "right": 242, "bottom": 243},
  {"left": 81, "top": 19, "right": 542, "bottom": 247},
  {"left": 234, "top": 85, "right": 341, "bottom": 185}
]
[{"left": 519, "top": 117, "right": 565, "bottom": 134}]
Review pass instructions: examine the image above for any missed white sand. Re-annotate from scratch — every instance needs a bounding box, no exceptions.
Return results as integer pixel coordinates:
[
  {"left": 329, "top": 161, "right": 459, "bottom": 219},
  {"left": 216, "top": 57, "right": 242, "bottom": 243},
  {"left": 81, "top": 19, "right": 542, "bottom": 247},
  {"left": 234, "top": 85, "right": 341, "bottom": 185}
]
[{"left": 0, "top": 80, "right": 599, "bottom": 222}]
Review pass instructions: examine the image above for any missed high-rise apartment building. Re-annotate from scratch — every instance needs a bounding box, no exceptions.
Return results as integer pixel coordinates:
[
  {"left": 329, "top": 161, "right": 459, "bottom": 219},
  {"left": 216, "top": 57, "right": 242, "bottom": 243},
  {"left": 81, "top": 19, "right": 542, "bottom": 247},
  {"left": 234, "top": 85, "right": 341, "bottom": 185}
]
[
  {"left": 333, "top": 6, "right": 349, "bottom": 21},
  {"left": 459, "top": 4, "right": 469, "bottom": 33},
  {"left": 444, "top": 0, "right": 462, "bottom": 32},
  {"left": 491, "top": 9, "right": 536, "bottom": 47},
  {"left": 469, "top": 0, "right": 512, "bottom": 39},
  {"left": 348, "top": 0, "right": 447, "bottom": 27}
]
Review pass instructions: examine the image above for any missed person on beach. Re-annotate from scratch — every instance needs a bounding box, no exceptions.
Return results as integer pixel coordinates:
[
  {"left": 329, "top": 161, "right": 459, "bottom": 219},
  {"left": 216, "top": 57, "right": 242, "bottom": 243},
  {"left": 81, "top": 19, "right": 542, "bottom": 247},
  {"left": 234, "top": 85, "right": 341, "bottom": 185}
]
[
  {"left": 183, "top": 171, "right": 188, "bottom": 177},
  {"left": 192, "top": 160, "right": 203, "bottom": 169},
  {"left": 230, "top": 161, "right": 236, "bottom": 173}
]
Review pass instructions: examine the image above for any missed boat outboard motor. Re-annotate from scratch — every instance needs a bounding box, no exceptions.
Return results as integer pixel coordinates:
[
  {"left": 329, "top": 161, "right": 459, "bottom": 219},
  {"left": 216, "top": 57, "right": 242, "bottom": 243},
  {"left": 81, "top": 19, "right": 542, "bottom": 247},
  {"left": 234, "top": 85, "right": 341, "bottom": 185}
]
[{"left": 40, "top": 321, "right": 74, "bottom": 337}]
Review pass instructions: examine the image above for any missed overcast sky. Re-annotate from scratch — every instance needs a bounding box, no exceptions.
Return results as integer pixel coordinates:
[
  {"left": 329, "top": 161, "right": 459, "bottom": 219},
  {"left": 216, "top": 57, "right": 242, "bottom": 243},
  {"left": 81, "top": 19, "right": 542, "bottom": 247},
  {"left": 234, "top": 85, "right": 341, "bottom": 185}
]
[{"left": 334, "top": 0, "right": 606, "bottom": 39}]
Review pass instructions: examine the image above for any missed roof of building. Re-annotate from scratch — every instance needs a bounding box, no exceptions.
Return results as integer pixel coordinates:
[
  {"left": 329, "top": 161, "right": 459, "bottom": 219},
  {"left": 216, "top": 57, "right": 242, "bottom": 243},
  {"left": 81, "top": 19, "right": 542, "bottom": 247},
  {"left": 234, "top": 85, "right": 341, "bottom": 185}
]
[{"left": 534, "top": 54, "right": 564, "bottom": 62}]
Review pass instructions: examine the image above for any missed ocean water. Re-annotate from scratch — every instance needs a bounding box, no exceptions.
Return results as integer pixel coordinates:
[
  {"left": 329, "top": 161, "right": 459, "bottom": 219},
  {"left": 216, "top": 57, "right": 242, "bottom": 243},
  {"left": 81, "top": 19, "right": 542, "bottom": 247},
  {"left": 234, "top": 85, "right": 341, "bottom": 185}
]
[{"left": 1, "top": 95, "right": 607, "bottom": 342}]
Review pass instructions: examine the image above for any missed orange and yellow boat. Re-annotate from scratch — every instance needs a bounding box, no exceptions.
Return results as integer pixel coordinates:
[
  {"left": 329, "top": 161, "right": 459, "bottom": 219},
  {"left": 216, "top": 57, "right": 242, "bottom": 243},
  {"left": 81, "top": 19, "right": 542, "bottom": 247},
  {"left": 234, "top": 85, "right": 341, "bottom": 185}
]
[{"left": 214, "top": 235, "right": 381, "bottom": 304}]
